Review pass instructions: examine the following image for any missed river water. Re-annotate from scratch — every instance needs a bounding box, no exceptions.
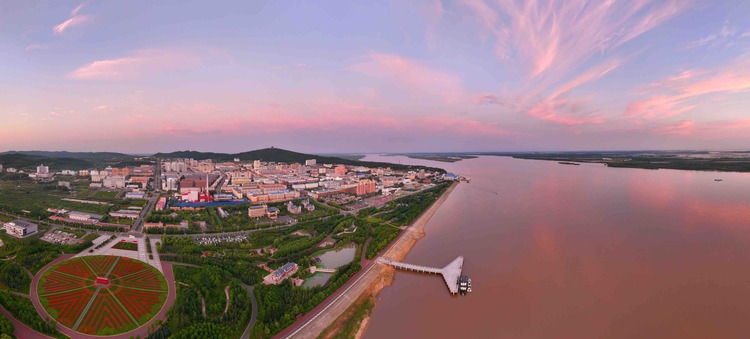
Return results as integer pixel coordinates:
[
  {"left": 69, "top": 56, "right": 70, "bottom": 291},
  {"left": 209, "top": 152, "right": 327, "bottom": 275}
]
[{"left": 362, "top": 155, "right": 750, "bottom": 339}]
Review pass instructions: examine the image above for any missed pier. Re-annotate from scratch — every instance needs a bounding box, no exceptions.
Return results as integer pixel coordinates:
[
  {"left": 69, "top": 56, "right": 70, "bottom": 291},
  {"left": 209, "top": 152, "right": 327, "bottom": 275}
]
[{"left": 377, "top": 256, "right": 464, "bottom": 294}]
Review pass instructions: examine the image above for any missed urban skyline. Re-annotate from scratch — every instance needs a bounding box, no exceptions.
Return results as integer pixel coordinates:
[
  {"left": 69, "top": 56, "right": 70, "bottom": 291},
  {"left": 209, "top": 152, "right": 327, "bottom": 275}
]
[{"left": 2, "top": 1, "right": 750, "bottom": 153}]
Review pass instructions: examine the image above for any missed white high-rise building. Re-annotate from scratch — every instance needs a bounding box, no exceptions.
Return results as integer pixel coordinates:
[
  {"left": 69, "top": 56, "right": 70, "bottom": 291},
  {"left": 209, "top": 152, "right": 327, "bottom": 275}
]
[
  {"left": 37, "top": 164, "right": 49, "bottom": 175},
  {"left": 305, "top": 159, "right": 317, "bottom": 166},
  {"left": 253, "top": 160, "right": 261, "bottom": 168}
]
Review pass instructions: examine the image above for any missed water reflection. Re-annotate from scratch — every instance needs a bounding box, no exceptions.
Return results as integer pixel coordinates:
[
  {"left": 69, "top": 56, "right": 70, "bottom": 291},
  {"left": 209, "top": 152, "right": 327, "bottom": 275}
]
[{"left": 363, "top": 155, "right": 750, "bottom": 339}]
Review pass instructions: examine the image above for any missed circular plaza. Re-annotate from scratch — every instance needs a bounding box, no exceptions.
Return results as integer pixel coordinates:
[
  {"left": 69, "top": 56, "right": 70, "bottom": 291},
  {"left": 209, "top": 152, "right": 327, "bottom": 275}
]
[{"left": 35, "top": 255, "right": 168, "bottom": 336}]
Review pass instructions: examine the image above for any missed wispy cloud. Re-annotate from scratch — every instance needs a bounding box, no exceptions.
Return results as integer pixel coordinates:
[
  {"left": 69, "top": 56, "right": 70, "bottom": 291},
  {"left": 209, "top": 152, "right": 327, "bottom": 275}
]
[
  {"left": 25, "top": 44, "right": 48, "bottom": 52},
  {"left": 69, "top": 49, "right": 201, "bottom": 80},
  {"left": 348, "top": 53, "right": 464, "bottom": 103},
  {"left": 53, "top": 15, "right": 89, "bottom": 35},
  {"left": 271, "top": 63, "right": 308, "bottom": 70},
  {"left": 459, "top": 0, "right": 688, "bottom": 79},
  {"left": 71, "top": 2, "right": 85, "bottom": 16},
  {"left": 626, "top": 56, "right": 750, "bottom": 121},
  {"left": 686, "top": 20, "right": 739, "bottom": 49},
  {"left": 452, "top": 0, "right": 687, "bottom": 125}
]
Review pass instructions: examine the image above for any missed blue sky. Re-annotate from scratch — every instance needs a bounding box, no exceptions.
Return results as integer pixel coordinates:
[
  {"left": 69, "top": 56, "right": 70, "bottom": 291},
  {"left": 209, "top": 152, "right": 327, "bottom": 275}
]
[{"left": 2, "top": 0, "right": 750, "bottom": 153}]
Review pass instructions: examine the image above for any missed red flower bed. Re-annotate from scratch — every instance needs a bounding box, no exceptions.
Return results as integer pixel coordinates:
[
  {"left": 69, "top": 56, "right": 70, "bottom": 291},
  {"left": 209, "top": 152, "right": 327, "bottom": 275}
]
[
  {"left": 44, "top": 287, "right": 95, "bottom": 328},
  {"left": 77, "top": 292, "right": 133, "bottom": 335},
  {"left": 37, "top": 256, "right": 168, "bottom": 335},
  {"left": 82, "top": 256, "right": 118, "bottom": 276}
]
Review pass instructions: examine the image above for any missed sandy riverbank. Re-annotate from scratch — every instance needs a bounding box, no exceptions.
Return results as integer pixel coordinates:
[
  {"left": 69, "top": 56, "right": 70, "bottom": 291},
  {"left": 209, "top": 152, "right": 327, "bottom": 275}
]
[{"left": 316, "top": 182, "right": 459, "bottom": 339}]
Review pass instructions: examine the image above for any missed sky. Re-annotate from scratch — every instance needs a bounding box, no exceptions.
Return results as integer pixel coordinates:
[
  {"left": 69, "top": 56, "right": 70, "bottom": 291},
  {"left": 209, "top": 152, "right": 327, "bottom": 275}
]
[{"left": 1, "top": 0, "right": 750, "bottom": 154}]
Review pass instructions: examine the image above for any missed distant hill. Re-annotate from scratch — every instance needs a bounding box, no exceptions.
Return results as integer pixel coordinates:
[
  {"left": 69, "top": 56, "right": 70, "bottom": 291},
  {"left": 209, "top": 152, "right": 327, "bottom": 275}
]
[
  {"left": 0, "top": 151, "right": 138, "bottom": 171},
  {"left": 1, "top": 151, "right": 132, "bottom": 161},
  {"left": 154, "top": 147, "right": 446, "bottom": 173},
  {"left": 0, "top": 153, "right": 93, "bottom": 171}
]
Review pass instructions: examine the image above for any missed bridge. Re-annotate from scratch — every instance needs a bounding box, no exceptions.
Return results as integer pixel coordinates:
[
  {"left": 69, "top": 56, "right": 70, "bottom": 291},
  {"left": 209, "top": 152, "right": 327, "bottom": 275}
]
[{"left": 377, "top": 256, "right": 464, "bottom": 294}]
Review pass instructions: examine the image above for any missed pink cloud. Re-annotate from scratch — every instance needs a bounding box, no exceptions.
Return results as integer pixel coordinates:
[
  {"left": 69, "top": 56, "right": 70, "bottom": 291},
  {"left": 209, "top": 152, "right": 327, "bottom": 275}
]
[
  {"left": 53, "top": 15, "right": 89, "bottom": 35},
  {"left": 527, "top": 98, "right": 604, "bottom": 125},
  {"left": 655, "top": 120, "right": 696, "bottom": 136},
  {"left": 459, "top": 0, "right": 688, "bottom": 79},
  {"left": 626, "top": 57, "right": 750, "bottom": 121},
  {"left": 71, "top": 3, "right": 85, "bottom": 16},
  {"left": 69, "top": 49, "right": 201, "bottom": 80},
  {"left": 348, "top": 53, "right": 464, "bottom": 103},
  {"left": 509, "top": 59, "right": 621, "bottom": 125},
  {"left": 125, "top": 98, "right": 510, "bottom": 139}
]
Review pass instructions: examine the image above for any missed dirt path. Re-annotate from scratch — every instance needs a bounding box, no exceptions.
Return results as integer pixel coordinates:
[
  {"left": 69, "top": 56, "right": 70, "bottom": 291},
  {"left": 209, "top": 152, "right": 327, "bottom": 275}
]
[
  {"left": 201, "top": 296, "right": 207, "bottom": 318},
  {"left": 224, "top": 285, "right": 230, "bottom": 314}
]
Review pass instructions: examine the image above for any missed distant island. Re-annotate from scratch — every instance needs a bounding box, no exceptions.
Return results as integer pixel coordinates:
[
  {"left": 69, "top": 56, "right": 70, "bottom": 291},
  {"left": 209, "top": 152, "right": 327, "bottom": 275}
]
[
  {"left": 390, "top": 153, "right": 479, "bottom": 163},
  {"left": 482, "top": 151, "right": 750, "bottom": 173}
]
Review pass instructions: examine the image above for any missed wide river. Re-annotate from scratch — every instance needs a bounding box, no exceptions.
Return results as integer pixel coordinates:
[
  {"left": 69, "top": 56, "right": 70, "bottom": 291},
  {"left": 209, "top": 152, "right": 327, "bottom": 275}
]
[{"left": 362, "top": 155, "right": 750, "bottom": 338}]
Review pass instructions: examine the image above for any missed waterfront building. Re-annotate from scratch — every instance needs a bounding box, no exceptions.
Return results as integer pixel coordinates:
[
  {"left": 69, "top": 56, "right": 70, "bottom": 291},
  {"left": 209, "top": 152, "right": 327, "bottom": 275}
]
[{"left": 272, "top": 262, "right": 298, "bottom": 283}]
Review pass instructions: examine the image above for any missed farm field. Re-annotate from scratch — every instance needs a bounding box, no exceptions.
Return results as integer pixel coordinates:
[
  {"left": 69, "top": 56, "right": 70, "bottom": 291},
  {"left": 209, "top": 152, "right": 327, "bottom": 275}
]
[{"left": 37, "top": 255, "right": 168, "bottom": 336}]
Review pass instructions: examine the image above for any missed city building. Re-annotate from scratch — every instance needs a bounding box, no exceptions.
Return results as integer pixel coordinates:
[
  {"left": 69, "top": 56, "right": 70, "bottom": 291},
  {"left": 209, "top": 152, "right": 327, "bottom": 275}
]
[
  {"left": 68, "top": 211, "right": 103, "bottom": 223},
  {"left": 103, "top": 176, "right": 126, "bottom": 188},
  {"left": 248, "top": 204, "right": 268, "bottom": 218},
  {"left": 267, "top": 207, "right": 280, "bottom": 219},
  {"left": 3, "top": 220, "right": 38, "bottom": 238},
  {"left": 272, "top": 262, "right": 298, "bottom": 283},
  {"left": 125, "top": 192, "right": 145, "bottom": 199},
  {"left": 301, "top": 199, "right": 315, "bottom": 212},
  {"left": 335, "top": 165, "right": 347, "bottom": 175},
  {"left": 356, "top": 179, "right": 377, "bottom": 196},
  {"left": 37, "top": 164, "right": 49, "bottom": 175},
  {"left": 155, "top": 197, "right": 167, "bottom": 211},
  {"left": 58, "top": 181, "right": 71, "bottom": 189},
  {"left": 305, "top": 159, "right": 317, "bottom": 166},
  {"left": 286, "top": 201, "right": 302, "bottom": 214},
  {"left": 110, "top": 210, "right": 140, "bottom": 219}
]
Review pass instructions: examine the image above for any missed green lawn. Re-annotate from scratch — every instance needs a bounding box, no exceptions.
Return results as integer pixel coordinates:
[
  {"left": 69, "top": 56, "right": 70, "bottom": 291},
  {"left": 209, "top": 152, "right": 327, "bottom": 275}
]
[
  {"left": 93, "top": 190, "right": 120, "bottom": 200},
  {"left": 112, "top": 241, "right": 138, "bottom": 251}
]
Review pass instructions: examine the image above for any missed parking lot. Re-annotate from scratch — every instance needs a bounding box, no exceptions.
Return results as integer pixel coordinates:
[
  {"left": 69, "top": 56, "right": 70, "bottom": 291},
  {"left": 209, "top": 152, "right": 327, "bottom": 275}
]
[
  {"left": 41, "top": 230, "right": 84, "bottom": 245},
  {"left": 195, "top": 234, "right": 247, "bottom": 245}
]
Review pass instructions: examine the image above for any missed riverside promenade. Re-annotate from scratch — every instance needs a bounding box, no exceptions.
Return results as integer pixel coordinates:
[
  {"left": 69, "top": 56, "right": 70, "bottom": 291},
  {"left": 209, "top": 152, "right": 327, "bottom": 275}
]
[{"left": 278, "top": 181, "right": 459, "bottom": 339}]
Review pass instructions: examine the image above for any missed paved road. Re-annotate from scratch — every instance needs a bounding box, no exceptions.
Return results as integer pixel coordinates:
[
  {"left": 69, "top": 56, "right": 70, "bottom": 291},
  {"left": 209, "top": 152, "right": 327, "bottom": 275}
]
[
  {"left": 0, "top": 303, "right": 56, "bottom": 339},
  {"left": 240, "top": 284, "right": 258, "bottom": 339}
]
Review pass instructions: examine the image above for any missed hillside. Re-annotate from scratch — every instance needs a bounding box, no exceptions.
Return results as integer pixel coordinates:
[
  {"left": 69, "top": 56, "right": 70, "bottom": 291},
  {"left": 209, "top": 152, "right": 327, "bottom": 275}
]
[
  {"left": 154, "top": 147, "right": 446, "bottom": 173},
  {"left": 0, "top": 153, "right": 93, "bottom": 171},
  {"left": 0, "top": 151, "right": 132, "bottom": 161}
]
